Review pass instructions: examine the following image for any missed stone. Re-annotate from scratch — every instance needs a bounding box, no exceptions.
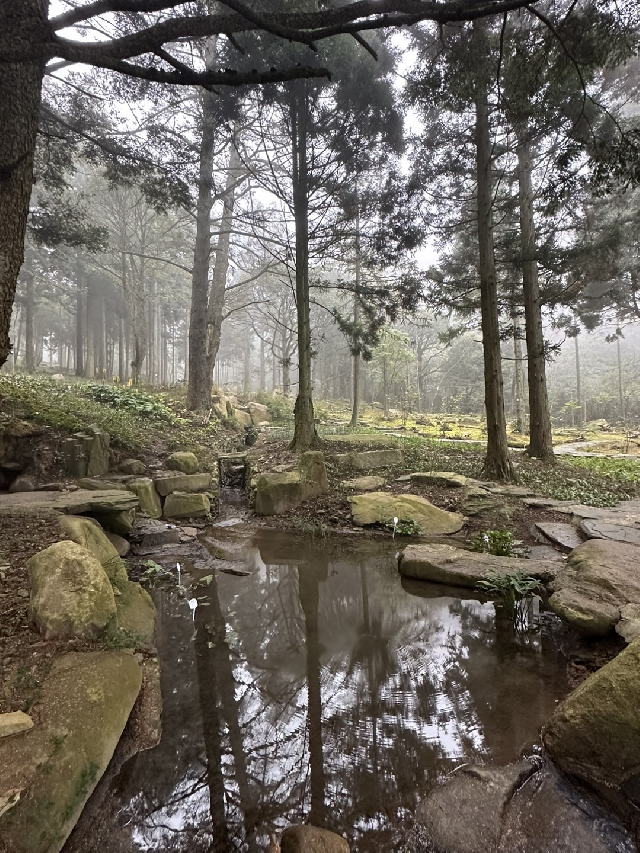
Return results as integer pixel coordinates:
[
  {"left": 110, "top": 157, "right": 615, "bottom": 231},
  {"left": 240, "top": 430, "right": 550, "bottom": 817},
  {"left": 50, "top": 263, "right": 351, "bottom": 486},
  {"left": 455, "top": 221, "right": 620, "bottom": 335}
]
[
  {"left": 281, "top": 825, "right": 350, "bottom": 853},
  {"left": 549, "top": 539, "right": 640, "bottom": 636},
  {"left": 119, "top": 458, "right": 146, "bottom": 475},
  {"left": 166, "top": 451, "right": 200, "bottom": 475},
  {"left": 8, "top": 475, "right": 35, "bottom": 493},
  {"left": 234, "top": 409, "right": 253, "bottom": 428},
  {"left": 543, "top": 638, "right": 640, "bottom": 802},
  {"left": 461, "top": 487, "right": 510, "bottom": 520},
  {"left": 616, "top": 603, "right": 640, "bottom": 643},
  {"left": 416, "top": 761, "right": 536, "bottom": 853},
  {"left": 0, "top": 712, "right": 33, "bottom": 739},
  {"left": 76, "top": 478, "right": 126, "bottom": 491},
  {"left": 255, "top": 471, "right": 303, "bottom": 516},
  {"left": 127, "top": 477, "right": 162, "bottom": 518},
  {"left": 63, "top": 438, "right": 87, "bottom": 479},
  {"left": 580, "top": 518, "right": 640, "bottom": 546},
  {"left": 0, "top": 651, "right": 142, "bottom": 852},
  {"left": 486, "top": 484, "right": 536, "bottom": 497},
  {"left": 410, "top": 471, "right": 467, "bottom": 487},
  {"left": 58, "top": 515, "right": 127, "bottom": 586},
  {"left": 535, "top": 522, "right": 583, "bottom": 553},
  {"left": 498, "top": 763, "right": 635, "bottom": 853},
  {"left": 105, "top": 532, "right": 130, "bottom": 557},
  {"left": 0, "top": 489, "right": 138, "bottom": 516},
  {"left": 76, "top": 425, "right": 110, "bottom": 477},
  {"left": 341, "top": 475, "right": 386, "bottom": 492},
  {"left": 29, "top": 541, "right": 117, "bottom": 640},
  {"left": 115, "top": 582, "right": 156, "bottom": 645},
  {"left": 298, "top": 451, "right": 329, "bottom": 498},
  {"left": 334, "top": 449, "right": 403, "bottom": 470},
  {"left": 399, "top": 544, "right": 556, "bottom": 588},
  {"left": 133, "top": 519, "right": 182, "bottom": 550},
  {"left": 163, "top": 492, "right": 210, "bottom": 518},
  {"left": 348, "top": 493, "right": 464, "bottom": 534},
  {"left": 153, "top": 472, "right": 212, "bottom": 497},
  {"left": 92, "top": 509, "right": 135, "bottom": 537},
  {"left": 247, "top": 401, "right": 271, "bottom": 425}
]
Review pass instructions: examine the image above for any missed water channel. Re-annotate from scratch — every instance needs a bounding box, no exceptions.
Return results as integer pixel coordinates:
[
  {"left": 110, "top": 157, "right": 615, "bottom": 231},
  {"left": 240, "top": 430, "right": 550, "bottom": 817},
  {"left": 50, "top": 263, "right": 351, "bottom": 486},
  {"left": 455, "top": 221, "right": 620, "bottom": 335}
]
[{"left": 66, "top": 523, "right": 571, "bottom": 853}]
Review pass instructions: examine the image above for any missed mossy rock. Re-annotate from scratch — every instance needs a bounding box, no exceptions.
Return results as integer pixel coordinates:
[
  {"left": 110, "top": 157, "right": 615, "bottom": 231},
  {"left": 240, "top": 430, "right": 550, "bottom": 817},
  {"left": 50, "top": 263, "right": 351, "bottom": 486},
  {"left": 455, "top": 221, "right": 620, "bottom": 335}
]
[
  {"left": 119, "top": 459, "right": 146, "bottom": 475},
  {"left": 0, "top": 651, "right": 142, "bottom": 852},
  {"left": 543, "top": 638, "right": 640, "bottom": 800},
  {"left": 163, "top": 491, "right": 210, "bottom": 518},
  {"left": 299, "top": 451, "right": 329, "bottom": 497},
  {"left": 410, "top": 471, "right": 467, "bottom": 488},
  {"left": 349, "top": 492, "right": 464, "bottom": 535},
  {"left": 166, "top": 451, "right": 199, "bottom": 475},
  {"left": 127, "top": 477, "right": 162, "bottom": 519},
  {"left": 91, "top": 509, "right": 135, "bottom": 537},
  {"left": 29, "top": 542, "right": 117, "bottom": 641},
  {"left": 58, "top": 515, "right": 129, "bottom": 592},
  {"left": 255, "top": 472, "right": 303, "bottom": 516},
  {"left": 114, "top": 581, "right": 156, "bottom": 646},
  {"left": 153, "top": 472, "right": 212, "bottom": 497}
]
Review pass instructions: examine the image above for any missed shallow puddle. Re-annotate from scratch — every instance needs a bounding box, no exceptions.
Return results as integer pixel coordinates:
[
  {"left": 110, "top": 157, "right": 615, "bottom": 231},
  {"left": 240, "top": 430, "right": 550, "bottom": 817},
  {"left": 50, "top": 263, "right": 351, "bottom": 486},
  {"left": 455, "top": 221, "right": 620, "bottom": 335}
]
[{"left": 66, "top": 530, "right": 570, "bottom": 852}]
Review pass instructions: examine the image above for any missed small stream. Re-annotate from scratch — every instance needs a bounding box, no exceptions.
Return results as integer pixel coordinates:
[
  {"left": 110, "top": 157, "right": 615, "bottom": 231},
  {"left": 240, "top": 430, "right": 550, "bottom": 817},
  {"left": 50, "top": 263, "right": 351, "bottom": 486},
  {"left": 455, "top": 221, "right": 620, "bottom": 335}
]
[{"left": 66, "top": 521, "right": 570, "bottom": 853}]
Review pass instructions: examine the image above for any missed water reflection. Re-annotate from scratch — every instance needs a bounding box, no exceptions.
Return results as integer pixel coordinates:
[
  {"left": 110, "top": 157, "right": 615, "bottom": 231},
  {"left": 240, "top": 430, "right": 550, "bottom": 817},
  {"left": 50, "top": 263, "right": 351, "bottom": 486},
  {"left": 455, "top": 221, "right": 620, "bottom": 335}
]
[{"left": 66, "top": 530, "right": 569, "bottom": 853}]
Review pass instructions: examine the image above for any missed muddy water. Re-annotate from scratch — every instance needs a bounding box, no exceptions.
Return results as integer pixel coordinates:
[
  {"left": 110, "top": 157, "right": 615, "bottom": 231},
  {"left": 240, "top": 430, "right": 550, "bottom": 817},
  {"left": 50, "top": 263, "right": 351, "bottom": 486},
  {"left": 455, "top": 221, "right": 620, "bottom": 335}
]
[{"left": 69, "top": 527, "right": 570, "bottom": 853}]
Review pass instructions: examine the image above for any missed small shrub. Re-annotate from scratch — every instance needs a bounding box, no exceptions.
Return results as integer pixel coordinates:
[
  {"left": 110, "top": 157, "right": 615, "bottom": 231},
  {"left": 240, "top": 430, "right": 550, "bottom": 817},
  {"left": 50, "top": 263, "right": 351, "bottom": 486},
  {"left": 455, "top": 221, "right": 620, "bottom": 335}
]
[
  {"left": 384, "top": 517, "right": 422, "bottom": 536},
  {"left": 477, "top": 570, "right": 541, "bottom": 628},
  {"left": 469, "top": 529, "right": 516, "bottom": 557}
]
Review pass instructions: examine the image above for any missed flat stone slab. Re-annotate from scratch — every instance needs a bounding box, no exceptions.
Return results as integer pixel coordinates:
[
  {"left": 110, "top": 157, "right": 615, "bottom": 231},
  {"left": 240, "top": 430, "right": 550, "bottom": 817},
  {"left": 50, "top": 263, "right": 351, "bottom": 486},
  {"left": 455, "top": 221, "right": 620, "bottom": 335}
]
[
  {"left": 349, "top": 493, "right": 463, "bottom": 535},
  {"left": 0, "top": 712, "right": 33, "bottom": 739},
  {"left": 549, "top": 539, "right": 640, "bottom": 637},
  {"left": 153, "top": 473, "right": 212, "bottom": 497},
  {"left": 0, "top": 651, "right": 142, "bottom": 851},
  {"left": 580, "top": 518, "right": 640, "bottom": 546},
  {"left": 410, "top": 471, "right": 467, "bottom": 487},
  {"left": 0, "top": 489, "right": 138, "bottom": 515},
  {"left": 341, "top": 475, "right": 386, "bottom": 491},
  {"left": 486, "top": 484, "right": 536, "bottom": 497},
  {"left": 399, "top": 544, "right": 556, "bottom": 588},
  {"left": 536, "top": 522, "right": 583, "bottom": 552}
]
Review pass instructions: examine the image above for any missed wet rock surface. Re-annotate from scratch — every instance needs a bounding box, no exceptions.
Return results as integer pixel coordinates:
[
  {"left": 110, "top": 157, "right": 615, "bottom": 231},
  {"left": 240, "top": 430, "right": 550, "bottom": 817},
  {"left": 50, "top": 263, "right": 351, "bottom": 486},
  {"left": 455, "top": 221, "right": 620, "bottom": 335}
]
[
  {"left": 535, "top": 522, "right": 583, "bottom": 552},
  {"left": 399, "top": 543, "right": 555, "bottom": 588},
  {"left": 413, "top": 760, "right": 635, "bottom": 853}
]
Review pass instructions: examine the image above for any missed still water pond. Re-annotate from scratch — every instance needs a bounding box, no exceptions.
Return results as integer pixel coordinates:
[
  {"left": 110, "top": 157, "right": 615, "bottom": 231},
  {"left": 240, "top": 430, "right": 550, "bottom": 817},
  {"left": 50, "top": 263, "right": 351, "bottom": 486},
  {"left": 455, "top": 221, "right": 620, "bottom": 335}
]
[{"left": 70, "top": 529, "right": 570, "bottom": 852}]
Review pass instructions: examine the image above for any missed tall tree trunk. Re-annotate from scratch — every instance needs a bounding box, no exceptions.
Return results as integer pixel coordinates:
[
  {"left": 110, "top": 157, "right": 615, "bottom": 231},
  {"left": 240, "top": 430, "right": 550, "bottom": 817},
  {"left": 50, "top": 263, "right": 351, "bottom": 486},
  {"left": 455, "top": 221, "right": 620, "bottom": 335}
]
[
  {"left": 259, "top": 337, "right": 265, "bottom": 390},
  {"left": 512, "top": 316, "right": 525, "bottom": 433},
  {"left": 574, "top": 333, "right": 583, "bottom": 428},
  {"left": 617, "top": 335, "right": 625, "bottom": 422},
  {"left": 75, "top": 258, "right": 85, "bottom": 377},
  {"left": 187, "top": 35, "right": 218, "bottom": 410},
  {"left": 516, "top": 127, "right": 554, "bottom": 461},
  {"left": 24, "top": 268, "right": 35, "bottom": 374},
  {"left": 350, "top": 206, "right": 361, "bottom": 428},
  {"left": 290, "top": 80, "right": 319, "bottom": 452},
  {"left": 205, "top": 139, "right": 241, "bottom": 382},
  {"left": 243, "top": 333, "right": 251, "bottom": 394},
  {"left": 118, "top": 314, "right": 125, "bottom": 383},
  {"left": 85, "top": 277, "right": 95, "bottom": 379},
  {"left": 0, "top": 1, "right": 48, "bottom": 368},
  {"left": 474, "top": 64, "right": 514, "bottom": 482}
]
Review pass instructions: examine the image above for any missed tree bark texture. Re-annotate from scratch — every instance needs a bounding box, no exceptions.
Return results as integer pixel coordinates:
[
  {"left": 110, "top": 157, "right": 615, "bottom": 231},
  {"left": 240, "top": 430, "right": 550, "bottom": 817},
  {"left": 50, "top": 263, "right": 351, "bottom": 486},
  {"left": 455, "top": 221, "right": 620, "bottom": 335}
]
[
  {"left": 516, "top": 128, "right": 554, "bottom": 461},
  {"left": 0, "top": 1, "right": 48, "bottom": 369},
  {"left": 290, "top": 80, "right": 319, "bottom": 452},
  {"left": 350, "top": 204, "right": 361, "bottom": 428},
  {"left": 187, "top": 36, "right": 218, "bottom": 410},
  {"left": 475, "top": 75, "right": 514, "bottom": 482},
  {"left": 205, "top": 139, "right": 241, "bottom": 382}
]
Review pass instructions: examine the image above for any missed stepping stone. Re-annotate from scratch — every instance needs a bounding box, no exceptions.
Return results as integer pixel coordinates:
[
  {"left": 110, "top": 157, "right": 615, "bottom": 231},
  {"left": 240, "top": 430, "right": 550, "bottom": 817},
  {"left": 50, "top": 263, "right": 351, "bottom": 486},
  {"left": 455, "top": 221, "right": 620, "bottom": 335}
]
[
  {"left": 341, "top": 475, "right": 386, "bottom": 492},
  {"left": 486, "top": 484, "right": 536, "bottom": 497},
  {"left": 535, "top": 522, "right": 583, "bottom": 553},
  {"left": 410, "top": 471, "right": 467, "bottom": 488},
  {"left": 580, "top": 519, "right": 640, "bottom": 546}
]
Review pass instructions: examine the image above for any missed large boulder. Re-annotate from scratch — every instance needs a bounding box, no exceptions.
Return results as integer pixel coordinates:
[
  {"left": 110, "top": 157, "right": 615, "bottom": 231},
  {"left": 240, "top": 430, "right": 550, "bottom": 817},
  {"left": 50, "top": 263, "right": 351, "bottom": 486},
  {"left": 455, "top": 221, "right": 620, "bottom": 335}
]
[
  {"left": 399, "top": 543, "right": 556, "bottom": 588},
  {"left": 255, "top": 452, "right": 329, "bottom": 516},
  {"left": 255, "top": 471, "right": 303, "bottom": 516},
  {"left": 163, "top": 491, "right": 210, "bottom": 518},
  {"left": 414, "top": 761, "right": 634, "bottom": 853},
  {"left": 410, "top": 471, "right": 467, "bottom": 487},
  {"left": 334, "top": 449, "right": 403, "bottom": 471},
  {"left": 543, "top": 638, "right": 640, "bottom": 803},
  {"left": 234, "top": 409, "right": 253, "bottom": 428},
  {"left": 29, "top": 541, "right": 116, "bottom": 640},
  {"left": 92, "top": 508, "right": 135, "bottom": 537},
  {"left": 119, "top": 458, "right": 146, "bottom": 475},
  {"left": 127, "top": 477, "right": 162, "bottom": 518},
  {"left": 153, "top": 472, "right": 211, "bottom": 497},
  {"left": 166, "top": 451, "right": 199, "bottom": 474},
  {"left": 349, "top": 493, "right": 464, "bottom": 534},
  {"left": 548, "top": 539, "right": 640, "bottom": 637},
  {"left": 0, "top": 651, "right": 142, "bottom": 853},
  {"left": 247, "top": 401, "right": 271, "bottom": 425},
  {"left": 58, "top": 515, "right": 121, "bottom": 573},
  {"left": 281, "top": 825, "right": 349, "bottom": 853},
  {"left": 115, "top": 581, "right": 156, "bottom": 645},
  {"left": 461, "top": 486, "right": 510, "bottom": 520}
]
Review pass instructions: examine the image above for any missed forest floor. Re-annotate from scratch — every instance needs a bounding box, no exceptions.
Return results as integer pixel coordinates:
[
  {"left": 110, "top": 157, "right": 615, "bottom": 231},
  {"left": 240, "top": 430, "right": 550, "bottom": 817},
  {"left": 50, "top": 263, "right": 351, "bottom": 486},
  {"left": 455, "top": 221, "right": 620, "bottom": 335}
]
[{"left": 1, "top": 375, "right": 639, "bottom": 713}]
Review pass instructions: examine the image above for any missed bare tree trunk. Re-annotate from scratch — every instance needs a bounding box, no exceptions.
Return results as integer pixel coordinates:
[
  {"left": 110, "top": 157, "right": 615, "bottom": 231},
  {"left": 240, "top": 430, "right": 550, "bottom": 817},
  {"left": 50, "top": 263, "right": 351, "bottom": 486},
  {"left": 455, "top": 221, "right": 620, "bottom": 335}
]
[
  {"left": 617, "top": 335, "right": 625, "bottom": 422},
  {"left": 516, "top": 127, "right": 554, "bottom": 461},
  {"left": 24, "top": 267, "right": 35, "bottom": 374},
  {"left": 350, "top": 205, "right": 361, "bottom": 428},
  {"left": 75, "top": 258, "right": 85, "bottom": 376},
  {"left": 187, "top": 34, "right": 218, "bottom": 410},
  {"left": 118, "top": 314, "right": 125, "bottom": 383},
  {"left": 575, "top": 333, "right": 584, "bottom": 428},
  {"left": 243, "top": 334, "right": 251, "bottom": 394},
  {"left": 205, "top": 139, "right": 241, "bottom": 382},
  {"left": 290, "top": 80, "right": 319, "bottom": 452},
  {"left": 0, "top": 1, "right": 48, "bottom": 368},
  {"left": 259, "top": 337, "right": 265, "bottom": 390},
  {"left": 513, "top": 317, "right": 525, "bottom": 433},
  {"left": 474, "top": 57, "right": 514, "bottom": 481}
]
